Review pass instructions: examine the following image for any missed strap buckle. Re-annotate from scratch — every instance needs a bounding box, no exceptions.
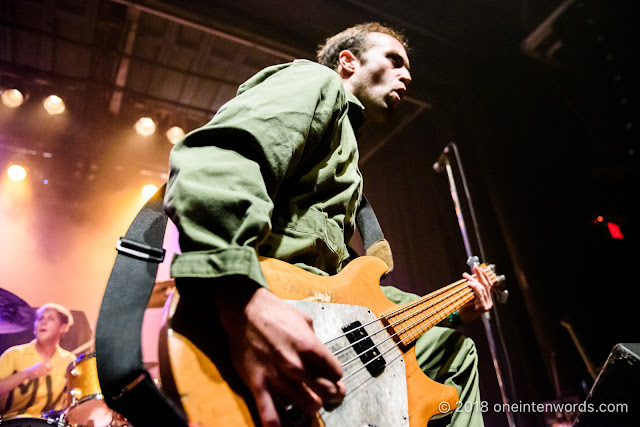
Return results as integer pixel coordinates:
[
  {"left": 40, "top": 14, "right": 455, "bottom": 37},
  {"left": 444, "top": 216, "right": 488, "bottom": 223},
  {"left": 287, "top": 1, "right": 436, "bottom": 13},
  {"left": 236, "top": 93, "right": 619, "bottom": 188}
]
[{"left": 116, "top": 237, "right": 165, "bottom": 263}]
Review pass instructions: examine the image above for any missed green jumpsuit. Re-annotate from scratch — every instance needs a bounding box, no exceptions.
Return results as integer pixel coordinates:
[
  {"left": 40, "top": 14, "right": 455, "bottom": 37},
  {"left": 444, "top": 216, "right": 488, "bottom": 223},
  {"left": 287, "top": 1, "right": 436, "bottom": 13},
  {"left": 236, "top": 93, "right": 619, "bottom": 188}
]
[{"left": 165, "top": 59, "right": 483, "bottom": 426}]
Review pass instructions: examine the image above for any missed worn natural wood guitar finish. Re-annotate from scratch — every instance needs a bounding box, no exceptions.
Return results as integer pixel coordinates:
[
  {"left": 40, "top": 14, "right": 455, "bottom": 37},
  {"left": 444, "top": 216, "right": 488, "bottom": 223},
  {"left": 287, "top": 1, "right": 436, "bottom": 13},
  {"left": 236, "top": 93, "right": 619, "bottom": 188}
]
[{"left": 159, "top": 256, "right": 499, "bottom": 426}]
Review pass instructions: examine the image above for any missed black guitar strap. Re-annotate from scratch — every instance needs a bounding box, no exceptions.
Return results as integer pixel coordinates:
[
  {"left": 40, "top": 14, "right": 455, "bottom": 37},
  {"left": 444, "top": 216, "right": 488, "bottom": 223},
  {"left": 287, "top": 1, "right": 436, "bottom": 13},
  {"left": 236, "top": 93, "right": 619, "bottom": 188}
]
[
  {"left": 356, "top": 194, "right": 394, "bottom": 274},
  {"left": 95, "top": 185, "right": 390, "bottom": 426},
  {"left": 95, "top": 183, "right": 188, "bottom": 427}
]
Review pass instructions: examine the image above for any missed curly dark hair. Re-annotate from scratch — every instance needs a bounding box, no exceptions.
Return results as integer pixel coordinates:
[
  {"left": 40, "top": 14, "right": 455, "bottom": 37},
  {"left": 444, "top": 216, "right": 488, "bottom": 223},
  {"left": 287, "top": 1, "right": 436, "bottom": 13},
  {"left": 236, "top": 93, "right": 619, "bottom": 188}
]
[{"left": 316, "top": 22, "right": 409, "bottom": 70}]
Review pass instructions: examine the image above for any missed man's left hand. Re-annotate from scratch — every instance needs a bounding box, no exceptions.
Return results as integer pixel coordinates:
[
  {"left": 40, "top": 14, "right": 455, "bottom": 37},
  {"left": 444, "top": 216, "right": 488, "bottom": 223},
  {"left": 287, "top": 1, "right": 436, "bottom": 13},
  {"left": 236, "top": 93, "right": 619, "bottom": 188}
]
[{"left": 459, "top": 265, "right": 493, "bottom": 323}]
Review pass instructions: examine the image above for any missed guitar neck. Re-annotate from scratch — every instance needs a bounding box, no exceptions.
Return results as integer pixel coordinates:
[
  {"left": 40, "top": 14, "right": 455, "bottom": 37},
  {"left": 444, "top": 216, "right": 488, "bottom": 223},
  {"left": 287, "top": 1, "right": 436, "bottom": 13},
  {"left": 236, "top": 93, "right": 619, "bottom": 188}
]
[{"left": 382, "top": 277, "right": 476, "bottom": 348}]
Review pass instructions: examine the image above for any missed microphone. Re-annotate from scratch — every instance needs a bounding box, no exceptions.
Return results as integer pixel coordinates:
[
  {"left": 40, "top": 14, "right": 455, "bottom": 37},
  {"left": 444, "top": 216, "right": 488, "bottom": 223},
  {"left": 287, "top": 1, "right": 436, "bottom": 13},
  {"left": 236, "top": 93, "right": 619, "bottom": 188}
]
[{"left": 432, "top": 144, "right": 451, "bottom": 173}]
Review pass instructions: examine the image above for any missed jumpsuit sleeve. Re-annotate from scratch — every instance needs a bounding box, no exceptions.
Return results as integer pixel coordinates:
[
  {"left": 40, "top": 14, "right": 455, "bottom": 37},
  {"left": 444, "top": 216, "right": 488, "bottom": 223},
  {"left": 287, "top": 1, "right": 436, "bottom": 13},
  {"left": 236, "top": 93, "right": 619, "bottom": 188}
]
[{"left": 164, "top": 62, "right": 347, "bottom": 289}]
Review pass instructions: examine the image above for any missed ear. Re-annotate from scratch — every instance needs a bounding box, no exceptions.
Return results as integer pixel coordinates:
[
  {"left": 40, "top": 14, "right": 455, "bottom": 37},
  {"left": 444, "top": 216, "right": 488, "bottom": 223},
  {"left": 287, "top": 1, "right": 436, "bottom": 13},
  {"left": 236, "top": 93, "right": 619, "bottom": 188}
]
[
  {"left": 60, "top": 323, "right": 71, "bottom": 336},
  {"left": 338, "top": 50, "right": 358, "bottom": 76}
]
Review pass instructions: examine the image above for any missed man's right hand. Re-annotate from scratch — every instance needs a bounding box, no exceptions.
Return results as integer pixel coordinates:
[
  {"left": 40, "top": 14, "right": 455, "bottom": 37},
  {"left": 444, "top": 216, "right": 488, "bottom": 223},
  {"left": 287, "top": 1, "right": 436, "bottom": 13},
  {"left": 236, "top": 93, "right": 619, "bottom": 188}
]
[
  {"left": 0, "top": 361, "right": 52, "bottom": 397},
  {"left": 24, "top": 362, "right": 52, "bottom": 380},
  {"left": 212, "top": 280, "right": 346, "bottom": 427}
]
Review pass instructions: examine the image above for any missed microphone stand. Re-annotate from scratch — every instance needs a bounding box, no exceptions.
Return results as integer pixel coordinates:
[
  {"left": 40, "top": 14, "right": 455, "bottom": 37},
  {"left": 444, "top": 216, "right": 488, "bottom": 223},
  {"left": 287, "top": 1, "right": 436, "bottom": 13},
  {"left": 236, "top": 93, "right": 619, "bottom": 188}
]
[{"left": 434, "top": 142, "right": 516, "bottom": 427}]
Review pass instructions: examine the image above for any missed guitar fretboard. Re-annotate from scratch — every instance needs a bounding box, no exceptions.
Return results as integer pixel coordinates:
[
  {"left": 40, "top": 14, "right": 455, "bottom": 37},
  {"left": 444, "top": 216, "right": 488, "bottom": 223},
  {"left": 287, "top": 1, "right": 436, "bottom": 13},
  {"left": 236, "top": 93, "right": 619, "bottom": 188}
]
[{"left": 382, "top": 265, "right": 496, "bottom": 347}]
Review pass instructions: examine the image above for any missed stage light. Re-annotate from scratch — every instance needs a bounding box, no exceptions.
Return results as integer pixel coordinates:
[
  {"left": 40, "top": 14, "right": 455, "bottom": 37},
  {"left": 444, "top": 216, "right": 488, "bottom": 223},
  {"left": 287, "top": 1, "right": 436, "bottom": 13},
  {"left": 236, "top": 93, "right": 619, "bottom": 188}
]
[
  {"left": 141, "top": 184, "right": 158, "bottom": 200},
  {"left": 7, "top": 165, "right": 27, "bottom": 181},
  {"left": 1, "top": 89, "right": 25, "bottom": 108},
  {"left": 43, "top": 95, "right": 65, "bottom": 115},
  {"left": 607, "top": 222, "right": 624, "bottom": 240},
  {"left": 166, "top": 126, "right": 185, "bottom": 144},
  {"left": 135, "top": 117, "right": 156, "bottom": 136}
]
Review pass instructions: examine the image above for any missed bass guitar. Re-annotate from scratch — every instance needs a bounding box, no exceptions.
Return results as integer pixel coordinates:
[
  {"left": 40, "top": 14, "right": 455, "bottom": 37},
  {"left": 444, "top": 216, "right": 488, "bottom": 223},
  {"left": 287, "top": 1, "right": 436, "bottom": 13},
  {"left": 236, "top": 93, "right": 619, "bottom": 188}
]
[{"left": 158, "top": 256, "right": 502, "bottom": 426}]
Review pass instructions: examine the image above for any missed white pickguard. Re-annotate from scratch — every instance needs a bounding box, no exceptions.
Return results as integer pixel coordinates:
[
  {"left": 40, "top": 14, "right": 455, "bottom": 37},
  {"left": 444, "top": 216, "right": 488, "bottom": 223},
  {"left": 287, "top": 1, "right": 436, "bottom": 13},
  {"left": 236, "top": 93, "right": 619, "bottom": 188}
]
[{"left": 287, "top": 300, "right": 410, "bottom": 427}]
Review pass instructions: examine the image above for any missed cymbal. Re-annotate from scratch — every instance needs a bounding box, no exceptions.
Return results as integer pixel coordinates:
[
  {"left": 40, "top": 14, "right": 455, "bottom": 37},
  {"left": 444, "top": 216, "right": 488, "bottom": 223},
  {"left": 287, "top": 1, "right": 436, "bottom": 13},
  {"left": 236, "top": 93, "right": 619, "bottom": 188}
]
[
  {"left": 0, "top": 288, "right": 35, "bottom": 334},
  {"left": 148, "top": 279, "right": 175, "bottom": 308}
]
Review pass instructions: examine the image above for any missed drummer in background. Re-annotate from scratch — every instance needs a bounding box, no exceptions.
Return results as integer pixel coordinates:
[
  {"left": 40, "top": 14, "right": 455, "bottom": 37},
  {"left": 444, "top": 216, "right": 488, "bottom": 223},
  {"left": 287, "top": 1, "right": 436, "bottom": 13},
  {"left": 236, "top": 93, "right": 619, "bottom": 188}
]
[{"left": 0, "top": 303, "right": 76, "bottom": 420}]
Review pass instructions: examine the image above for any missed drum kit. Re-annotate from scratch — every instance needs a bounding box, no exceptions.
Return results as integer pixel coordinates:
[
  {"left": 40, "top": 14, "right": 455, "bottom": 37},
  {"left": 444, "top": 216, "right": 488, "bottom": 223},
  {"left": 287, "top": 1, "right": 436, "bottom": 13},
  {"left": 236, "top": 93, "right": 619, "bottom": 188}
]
[
  {"left": 0, "top": 284, "right": 172, "bottom": 427},
  {"left": 3, "top": 351, "right": 130, "bottom": 426}
]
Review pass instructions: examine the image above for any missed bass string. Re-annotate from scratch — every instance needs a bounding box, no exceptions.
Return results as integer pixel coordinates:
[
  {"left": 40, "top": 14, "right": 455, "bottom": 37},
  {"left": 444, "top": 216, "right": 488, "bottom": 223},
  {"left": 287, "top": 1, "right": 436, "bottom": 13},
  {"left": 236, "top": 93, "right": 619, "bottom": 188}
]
[
  {"left": 324, "top": 280, "right": 474, "bottom": 363},
  {"left": 317, "top": 349, "right": 406, "bottom": 419},
  {"left": 323, "top": 276, "right": 472, "bottom": 350},
  {"left": 316, "top": 289, "right": 473, "bottom": 418},
  {"left": 336, "top": 288, "right": 474, "bottom": 381}
]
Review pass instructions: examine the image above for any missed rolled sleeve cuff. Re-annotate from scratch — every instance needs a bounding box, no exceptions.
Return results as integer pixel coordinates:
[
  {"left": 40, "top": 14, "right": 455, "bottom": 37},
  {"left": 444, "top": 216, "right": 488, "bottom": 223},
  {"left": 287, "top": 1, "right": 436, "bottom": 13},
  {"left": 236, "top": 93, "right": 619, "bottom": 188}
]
[{"left": 170, "top": 246, "right": 269, "bottom": 289}]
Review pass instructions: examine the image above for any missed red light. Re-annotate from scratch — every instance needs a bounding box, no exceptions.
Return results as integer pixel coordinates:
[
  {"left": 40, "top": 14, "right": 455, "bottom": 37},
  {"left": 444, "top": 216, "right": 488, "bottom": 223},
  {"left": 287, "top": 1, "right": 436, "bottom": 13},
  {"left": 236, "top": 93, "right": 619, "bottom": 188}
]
[
  {"left": 607, "top": 222, "right": 624, "bottom": 240},
  {"left": 597, "top": 216, "right": 604, "bottom": 222}
]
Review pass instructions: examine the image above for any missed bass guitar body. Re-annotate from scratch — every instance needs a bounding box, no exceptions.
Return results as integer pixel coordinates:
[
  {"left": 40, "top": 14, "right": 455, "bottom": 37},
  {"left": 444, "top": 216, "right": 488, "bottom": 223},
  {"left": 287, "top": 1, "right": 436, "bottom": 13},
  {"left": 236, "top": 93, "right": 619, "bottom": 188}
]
[{"left": 159, "top": 256, "right": 459, "bottom": 426}]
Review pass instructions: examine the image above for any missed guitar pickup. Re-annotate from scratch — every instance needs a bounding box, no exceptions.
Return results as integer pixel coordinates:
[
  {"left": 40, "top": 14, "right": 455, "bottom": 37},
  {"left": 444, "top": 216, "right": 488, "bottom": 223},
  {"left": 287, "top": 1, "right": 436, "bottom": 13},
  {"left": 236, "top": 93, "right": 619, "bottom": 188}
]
[{"left": 342, "top": 321, "right": 386, "bottom": 377}]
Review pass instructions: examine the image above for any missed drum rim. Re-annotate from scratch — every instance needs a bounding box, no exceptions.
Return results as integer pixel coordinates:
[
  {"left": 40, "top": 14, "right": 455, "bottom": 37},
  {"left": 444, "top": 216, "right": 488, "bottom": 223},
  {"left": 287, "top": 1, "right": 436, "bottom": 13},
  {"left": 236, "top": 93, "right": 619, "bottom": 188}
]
[
  {"left": 69, "top": 392, "right": 105, "bottom": 407},
  {"left": 73, "top": 351, "right": 96, "bottom": 364},
  {"left": 67, "top": 351, "right": 97, "bottom": 372}
]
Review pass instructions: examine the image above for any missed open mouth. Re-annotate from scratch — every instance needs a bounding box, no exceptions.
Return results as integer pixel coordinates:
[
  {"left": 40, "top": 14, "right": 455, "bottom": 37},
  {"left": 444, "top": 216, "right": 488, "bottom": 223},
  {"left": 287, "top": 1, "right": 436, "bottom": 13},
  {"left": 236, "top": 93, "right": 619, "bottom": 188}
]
[{"left": 388, "top": 92, "right": 402, "bottom": 106}]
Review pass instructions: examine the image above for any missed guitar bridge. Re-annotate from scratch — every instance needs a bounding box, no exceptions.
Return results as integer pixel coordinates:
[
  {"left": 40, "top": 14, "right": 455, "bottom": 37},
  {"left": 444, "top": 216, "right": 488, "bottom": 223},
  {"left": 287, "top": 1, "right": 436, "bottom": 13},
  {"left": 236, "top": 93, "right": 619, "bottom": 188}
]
[{"left": 342, "top": 321, "right": 386, "bottom": 377}]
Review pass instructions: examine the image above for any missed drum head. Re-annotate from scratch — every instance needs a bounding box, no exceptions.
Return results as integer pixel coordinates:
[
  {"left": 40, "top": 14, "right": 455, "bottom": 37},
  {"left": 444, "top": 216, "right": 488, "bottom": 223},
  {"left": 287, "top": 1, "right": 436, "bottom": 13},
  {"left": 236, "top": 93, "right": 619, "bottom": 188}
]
[{"left": 66, "top": 397, "right": 114, "bottom": 427}]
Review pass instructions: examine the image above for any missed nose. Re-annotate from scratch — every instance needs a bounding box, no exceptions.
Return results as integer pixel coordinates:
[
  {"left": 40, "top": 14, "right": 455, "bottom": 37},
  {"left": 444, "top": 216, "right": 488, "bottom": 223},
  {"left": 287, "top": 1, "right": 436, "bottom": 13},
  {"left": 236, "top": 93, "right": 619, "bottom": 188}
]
[{"left": 399, "top": 68, "right": 411, "bottom": 87}]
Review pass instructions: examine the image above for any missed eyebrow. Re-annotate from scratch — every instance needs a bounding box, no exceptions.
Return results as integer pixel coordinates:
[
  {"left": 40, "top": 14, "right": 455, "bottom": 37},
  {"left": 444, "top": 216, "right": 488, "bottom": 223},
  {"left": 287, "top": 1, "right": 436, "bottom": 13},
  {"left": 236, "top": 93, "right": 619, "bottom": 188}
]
[{"left": 388, "top": 51, "right": 410, "bottom": 71}]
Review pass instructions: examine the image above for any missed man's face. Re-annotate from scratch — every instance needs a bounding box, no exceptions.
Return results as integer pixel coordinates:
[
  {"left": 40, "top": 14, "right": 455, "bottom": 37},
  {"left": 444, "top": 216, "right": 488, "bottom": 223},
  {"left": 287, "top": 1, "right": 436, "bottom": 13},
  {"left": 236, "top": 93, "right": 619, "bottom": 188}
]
[
  {"left": 34, "top": 308, "right": 66, "bottom": 344},
  {"left": 347, "top": 32, "right": 412, "bottom": 122}
]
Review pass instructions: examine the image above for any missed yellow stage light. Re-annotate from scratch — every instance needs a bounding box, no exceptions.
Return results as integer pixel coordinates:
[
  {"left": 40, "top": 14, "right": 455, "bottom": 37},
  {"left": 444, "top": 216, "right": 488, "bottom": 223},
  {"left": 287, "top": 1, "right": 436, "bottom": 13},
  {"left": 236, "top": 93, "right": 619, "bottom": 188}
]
[
  {"left": 1, "top": 89, "right": 25, "bottom": 108},
  {"left": 7, "top": 165, "right": 27, "bottom": 181},
  {"left": 135, "top": 117, "right": 156, "bottom": 136},
  {"left": 166, "top": 126, "right": 185, "bottom": 144},
  {"left": 43, "top": 95, "right": 66, "bottom": 115},
  {"left": 141, "top": 184, "right": 158, "bottom": 200}
]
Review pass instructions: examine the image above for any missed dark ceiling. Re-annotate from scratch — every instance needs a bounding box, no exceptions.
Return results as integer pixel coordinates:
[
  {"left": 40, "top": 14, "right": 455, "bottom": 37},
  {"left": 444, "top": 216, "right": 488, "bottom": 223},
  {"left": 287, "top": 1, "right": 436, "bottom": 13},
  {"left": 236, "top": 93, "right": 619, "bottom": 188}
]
[{"left": 1, "top": 0, "right": 636, "bottom": 181}]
